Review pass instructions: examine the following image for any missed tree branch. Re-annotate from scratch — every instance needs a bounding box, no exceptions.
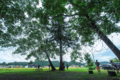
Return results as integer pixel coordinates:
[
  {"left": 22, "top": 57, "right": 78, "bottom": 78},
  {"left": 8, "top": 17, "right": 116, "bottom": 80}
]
[{"left": 49, "top": 14, "right": 79, "bottom": 20}]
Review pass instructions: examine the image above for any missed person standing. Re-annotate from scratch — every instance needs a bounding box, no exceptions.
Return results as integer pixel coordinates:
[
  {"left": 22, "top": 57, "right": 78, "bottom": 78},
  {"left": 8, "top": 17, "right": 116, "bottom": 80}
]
[
  {"left": 38, "top": 65, "right": 40, "bottom": 70},
  {"left": 110, "top": 60, "right": 119, "bottom": 73},
  {"left": 66, "top": 63, "right": 68, "bottom": 70},
  {"left": 49, "top": 64, "right": 51, "bottom": 71},
  {"left": 63, "top": 62, "right": 65, "bottom": 70},
  {"left": 95, "top": 60, "right": 101, "bottom": 73}
]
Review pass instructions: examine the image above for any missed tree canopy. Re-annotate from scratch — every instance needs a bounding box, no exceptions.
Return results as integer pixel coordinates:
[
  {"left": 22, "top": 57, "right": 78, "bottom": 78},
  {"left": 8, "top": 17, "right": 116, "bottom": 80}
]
[{"left": 0, "top": 0, "right": 120, "bottom": 69}]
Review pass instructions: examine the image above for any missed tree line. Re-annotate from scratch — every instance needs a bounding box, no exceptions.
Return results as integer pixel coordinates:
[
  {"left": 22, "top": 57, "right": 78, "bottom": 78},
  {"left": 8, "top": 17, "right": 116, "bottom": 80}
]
[
  {"left": 0, "top": 61, "right": 85, "bottom": 67},
  {"left": 0, "top": 60, "right": 111, "bottom": 67}
]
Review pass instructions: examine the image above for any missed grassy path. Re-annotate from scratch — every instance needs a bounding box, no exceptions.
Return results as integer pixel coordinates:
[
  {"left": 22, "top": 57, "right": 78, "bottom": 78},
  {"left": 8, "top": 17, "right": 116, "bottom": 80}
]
[{"left": 0, "top": 68, "right": 120, "bottom": 80}]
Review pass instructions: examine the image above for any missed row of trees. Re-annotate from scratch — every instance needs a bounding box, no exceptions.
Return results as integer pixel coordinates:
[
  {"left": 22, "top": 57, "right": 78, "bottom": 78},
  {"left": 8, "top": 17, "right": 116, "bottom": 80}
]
[{"left": 0, "top": 0, "right": 120, "bottom": 70}]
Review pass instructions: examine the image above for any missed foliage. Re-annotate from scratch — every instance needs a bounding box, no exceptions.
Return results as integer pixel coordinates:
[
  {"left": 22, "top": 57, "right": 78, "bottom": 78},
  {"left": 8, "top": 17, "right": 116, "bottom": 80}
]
[
  {"left": 79, "top": 57, "right": 83, "bottom": 67},
  {"left": 1, "top": 62, "right": 6, "bottom": 65},
  {"left": 110, "top": 57, "right": 120, "bottom": 62},
  {"left": 67, "top": 0, "right": 120, "bottom": 45},
  {"left": 84, "top": 53, "right": 94, "bottom": 70},
  {"left": 28, "top": 61, "right": 33, "bottom": 65},
  {"left": 70, "top": 49, "right": 83, "bottom": 63},
  {"left": 88, "top": 65, "right": 96, "bottom": 70},
  {"left": 0, "top": 0, "right": 120, "bottom": 65}
]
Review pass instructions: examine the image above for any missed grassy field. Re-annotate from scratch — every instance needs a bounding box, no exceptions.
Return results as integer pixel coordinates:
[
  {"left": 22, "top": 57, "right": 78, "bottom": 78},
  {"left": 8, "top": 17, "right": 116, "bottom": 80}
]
[{"left": 0, "top": 67, "right": 120, "bottom": 80}]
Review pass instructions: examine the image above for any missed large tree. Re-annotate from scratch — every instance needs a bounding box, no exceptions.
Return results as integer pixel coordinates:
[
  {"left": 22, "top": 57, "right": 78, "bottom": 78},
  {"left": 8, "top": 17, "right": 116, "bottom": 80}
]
[
  {"left": 39, "top": 0, "right": 120, "bottom": 60},
  {"left": 35, "top": 1, "right": 80, "bottom": 70},
  {"left": 0, "top": 0, "right": 57, "bottom": 71},
  {"left": 67, "top": 0, "right": 120, "bottom": 59},
  {"left": 11, "top": 20, "right": 59, "bottom": 71},
  {"left": 25, "top": 40, "right": 59, "bottom": 71},
  {"left": 47, "top": 18, "right": 79, "bottom": 70}
]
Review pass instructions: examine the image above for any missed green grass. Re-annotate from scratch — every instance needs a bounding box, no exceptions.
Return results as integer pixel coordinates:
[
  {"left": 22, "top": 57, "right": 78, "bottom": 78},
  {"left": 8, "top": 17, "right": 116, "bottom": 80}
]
[{"left": 0, "top": 67, "right": 120, "bottom": 80}]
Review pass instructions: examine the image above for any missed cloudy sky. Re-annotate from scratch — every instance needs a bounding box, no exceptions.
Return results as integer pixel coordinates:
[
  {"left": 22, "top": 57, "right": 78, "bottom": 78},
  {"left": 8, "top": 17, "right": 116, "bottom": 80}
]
[
  {"left": 93, "top": 33, "right": 120, "bottom": 62},
  {"left": 63, "top": 32, "right": 120, "bottom": 62},
  {"left": 0, "top": 32, "right": 120, "bottom": 63}
]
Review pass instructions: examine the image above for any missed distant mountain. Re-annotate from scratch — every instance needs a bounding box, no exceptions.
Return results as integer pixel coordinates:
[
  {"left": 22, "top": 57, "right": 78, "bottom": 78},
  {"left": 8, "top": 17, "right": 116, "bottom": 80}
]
[{"left": 99, "top": 61, "right": 110, "bottom": 65}]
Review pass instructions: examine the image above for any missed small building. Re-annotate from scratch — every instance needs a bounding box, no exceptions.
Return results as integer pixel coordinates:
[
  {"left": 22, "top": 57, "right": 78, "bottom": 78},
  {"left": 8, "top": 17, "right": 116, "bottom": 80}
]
[
  {"left": 15, "top": 66, "right": 21, "bottom": 68},
  {"left": 69, "top": 65, "right": 79, "bottom": 68},
  {"left": 80, "top": 65, "right": 84, "bottom": 67},
  {"left": 0, "top": 65, "right": 3, "bottom": 68},
  {"left": 75, "top": 65, "right": 79, "bottom": 67},
  {"left": 28, "top": 64, "right": 38, "bottom": 68},
  {"left": 3, "top": 66, "right": 10, "bottom": 68},
  {"left": 25, "top": 65, "right": 28, "bottom": 68},
  {"left": 69, "top": 65, "right": 76, "bottom": 68},
  {"left": 44, "top": 66, "right": 49, "bottom": 68},
  {"left": 8, "top": 65, "right": 14, "bottom": 68}
]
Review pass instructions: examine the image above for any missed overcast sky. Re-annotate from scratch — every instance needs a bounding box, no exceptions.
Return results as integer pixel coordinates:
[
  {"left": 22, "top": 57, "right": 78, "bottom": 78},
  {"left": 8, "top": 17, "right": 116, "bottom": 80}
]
[{"left": 0, "top": 32, "right": 120, "bottom": 63}]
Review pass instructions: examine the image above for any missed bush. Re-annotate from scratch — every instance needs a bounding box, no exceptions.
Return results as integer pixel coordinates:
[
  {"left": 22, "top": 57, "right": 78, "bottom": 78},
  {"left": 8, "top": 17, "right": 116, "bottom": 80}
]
[
  {"left": 84, "top": 53, "right": 95, "bottom": 70},
  {"left": 88, "top": 65, "right": 96, "bottom": 70}
]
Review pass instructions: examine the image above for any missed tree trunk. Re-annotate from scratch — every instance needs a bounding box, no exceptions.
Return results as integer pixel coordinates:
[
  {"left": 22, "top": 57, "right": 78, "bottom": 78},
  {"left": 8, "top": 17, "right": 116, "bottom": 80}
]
[
  {"left": 59, "top": 39, "right": 64, "bottom": 70},
  {"left": 44, "top": 50, "right": 56, "bottom": 71},
  {"left": 85, "top": 14, "right": 120, "bottom": 60}
]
